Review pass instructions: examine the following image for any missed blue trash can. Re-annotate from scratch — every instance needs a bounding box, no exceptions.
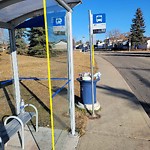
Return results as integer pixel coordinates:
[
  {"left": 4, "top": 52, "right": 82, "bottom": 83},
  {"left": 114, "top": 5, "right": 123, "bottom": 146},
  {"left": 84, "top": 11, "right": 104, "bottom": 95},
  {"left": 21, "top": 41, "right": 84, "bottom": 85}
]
[{"left": 77, "top": 78, "right": 100, "bottom": 104}]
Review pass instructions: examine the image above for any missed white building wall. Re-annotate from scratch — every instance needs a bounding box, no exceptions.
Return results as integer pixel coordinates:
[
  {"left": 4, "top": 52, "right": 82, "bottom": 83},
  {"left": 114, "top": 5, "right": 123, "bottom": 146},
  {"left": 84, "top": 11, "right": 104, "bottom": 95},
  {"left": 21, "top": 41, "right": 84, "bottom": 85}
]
[
  {"left": 54, "top": 41, "right": 67, "bottom": 50},
  {"left": 147, "top": 40, "right": 150, "bottom": 49}
]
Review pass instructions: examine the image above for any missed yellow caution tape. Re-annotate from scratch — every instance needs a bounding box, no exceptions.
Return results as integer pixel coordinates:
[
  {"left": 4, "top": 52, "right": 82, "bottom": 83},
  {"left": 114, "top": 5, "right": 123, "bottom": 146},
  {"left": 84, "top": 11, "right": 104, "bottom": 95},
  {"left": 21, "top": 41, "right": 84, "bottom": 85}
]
[{"left": 92, "top": 45, "right": 95, "bottom": 67}]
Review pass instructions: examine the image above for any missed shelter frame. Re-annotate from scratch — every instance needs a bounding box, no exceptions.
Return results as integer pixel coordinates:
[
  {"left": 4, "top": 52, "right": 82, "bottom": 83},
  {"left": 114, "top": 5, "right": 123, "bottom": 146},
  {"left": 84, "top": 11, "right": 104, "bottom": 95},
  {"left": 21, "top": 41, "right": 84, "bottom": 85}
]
[{"left": 0, "top": 0, "right": 82, "bottom": 136}]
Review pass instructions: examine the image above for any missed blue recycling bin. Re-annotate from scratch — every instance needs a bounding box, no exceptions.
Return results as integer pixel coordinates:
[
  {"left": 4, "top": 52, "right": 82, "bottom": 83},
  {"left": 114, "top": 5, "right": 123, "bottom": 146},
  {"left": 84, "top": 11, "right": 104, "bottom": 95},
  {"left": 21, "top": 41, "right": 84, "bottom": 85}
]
[{"left": 77, "top": 78, "right": 100, "bottom": 104}]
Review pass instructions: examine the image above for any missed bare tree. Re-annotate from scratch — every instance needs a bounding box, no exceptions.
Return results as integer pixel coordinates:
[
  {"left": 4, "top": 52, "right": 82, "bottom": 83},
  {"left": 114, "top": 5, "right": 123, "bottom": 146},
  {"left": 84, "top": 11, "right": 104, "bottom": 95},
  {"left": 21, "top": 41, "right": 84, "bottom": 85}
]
[
  {"left": 106, "top": 29, "right": 130, "bottom": 47},
  {"left": 0, "top": 28, "right": 9, "bottom": 52},
  {"left": 0, "top": 28, "right": 8, "bottom": 44},
  {"left": 0, "top": 29, "right": 5, "bottom": 51},
  {"left": 106, "top": 29, "right": 121, "bottom": 46},
  {"left": 0, "top": 28, "right": 4, "bottom": 43}
]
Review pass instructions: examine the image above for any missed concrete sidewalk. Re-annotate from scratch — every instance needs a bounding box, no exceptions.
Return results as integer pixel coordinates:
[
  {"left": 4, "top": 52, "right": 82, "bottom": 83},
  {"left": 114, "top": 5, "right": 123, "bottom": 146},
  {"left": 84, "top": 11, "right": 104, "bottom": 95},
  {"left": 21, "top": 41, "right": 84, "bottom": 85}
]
[
  {"left": 76, "top": 54, "right": 150, "bottom": 150},
  {"left": 5, "top": 126, "right": 79, "bottom": 150}
]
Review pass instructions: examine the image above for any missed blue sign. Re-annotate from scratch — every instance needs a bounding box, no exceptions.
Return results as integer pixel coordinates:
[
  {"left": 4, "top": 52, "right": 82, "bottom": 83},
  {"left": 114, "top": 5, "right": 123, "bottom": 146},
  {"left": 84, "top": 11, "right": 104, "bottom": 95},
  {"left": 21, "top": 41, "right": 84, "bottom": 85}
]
[
  {"left": 92, "top": 13, "right": 106, "bottom": 34},
  {"left": 93, "top": 14, "right": 106, "bottom": 24},
  {"left": 53, "top": 17, "right": 65, "bottom": 26}
]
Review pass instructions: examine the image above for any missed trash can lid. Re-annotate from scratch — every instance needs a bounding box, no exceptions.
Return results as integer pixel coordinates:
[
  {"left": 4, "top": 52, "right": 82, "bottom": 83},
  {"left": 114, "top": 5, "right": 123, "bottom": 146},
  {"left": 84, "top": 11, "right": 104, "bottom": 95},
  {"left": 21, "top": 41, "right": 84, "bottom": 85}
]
[{"left": 76, "top": 78, "right": 100, "bottom": 82}]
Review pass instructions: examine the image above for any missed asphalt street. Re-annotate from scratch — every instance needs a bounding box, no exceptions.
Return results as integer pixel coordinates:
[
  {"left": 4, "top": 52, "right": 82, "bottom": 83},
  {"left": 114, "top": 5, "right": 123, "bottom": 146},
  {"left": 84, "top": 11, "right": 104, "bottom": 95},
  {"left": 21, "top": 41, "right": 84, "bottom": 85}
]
[{"left": 97, "top": 51, "right": 150, "bottom": 117}]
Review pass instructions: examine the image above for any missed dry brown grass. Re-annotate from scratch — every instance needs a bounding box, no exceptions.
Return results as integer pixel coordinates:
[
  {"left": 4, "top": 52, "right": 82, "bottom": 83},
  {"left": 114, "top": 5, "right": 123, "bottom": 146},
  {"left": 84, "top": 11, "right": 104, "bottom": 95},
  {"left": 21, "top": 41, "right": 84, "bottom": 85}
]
[{"left": 0, "top": 50, "right": 97, "bottom": 135}]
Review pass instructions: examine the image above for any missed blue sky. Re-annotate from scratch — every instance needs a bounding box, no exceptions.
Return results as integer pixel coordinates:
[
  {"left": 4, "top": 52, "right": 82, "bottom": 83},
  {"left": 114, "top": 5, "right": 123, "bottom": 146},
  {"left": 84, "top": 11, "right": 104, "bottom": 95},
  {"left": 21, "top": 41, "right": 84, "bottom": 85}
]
[{"left": 72, "top": 0, "right": 150, "bottom": 42}]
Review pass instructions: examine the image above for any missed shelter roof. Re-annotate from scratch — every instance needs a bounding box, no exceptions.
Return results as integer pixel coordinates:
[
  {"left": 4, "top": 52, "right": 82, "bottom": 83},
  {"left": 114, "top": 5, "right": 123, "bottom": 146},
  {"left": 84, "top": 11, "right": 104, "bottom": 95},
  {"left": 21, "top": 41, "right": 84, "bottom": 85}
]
[{"left": 0, "top": 0, "right": 81, "bottom": 29}]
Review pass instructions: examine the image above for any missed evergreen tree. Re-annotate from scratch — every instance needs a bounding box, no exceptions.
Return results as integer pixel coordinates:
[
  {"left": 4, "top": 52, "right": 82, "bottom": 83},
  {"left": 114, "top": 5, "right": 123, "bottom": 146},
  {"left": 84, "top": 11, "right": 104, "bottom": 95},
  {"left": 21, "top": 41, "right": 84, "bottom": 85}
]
[
  {"left": 130, "top": 8, "right": 146, "bottom": 49},
  {"left": 15, "top": 29, "right": 27, "bottom": 54},
  {"left": 28, "top": 27, "right": 46, "bottom": 56}
]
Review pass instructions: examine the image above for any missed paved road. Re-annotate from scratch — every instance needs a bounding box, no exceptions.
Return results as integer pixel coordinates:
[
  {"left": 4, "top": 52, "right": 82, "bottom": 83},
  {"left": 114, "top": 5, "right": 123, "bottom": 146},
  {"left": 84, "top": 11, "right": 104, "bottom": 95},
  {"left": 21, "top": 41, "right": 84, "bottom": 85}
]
[{"left": 97, "top": 51, "right": 150, "bottom": 117}]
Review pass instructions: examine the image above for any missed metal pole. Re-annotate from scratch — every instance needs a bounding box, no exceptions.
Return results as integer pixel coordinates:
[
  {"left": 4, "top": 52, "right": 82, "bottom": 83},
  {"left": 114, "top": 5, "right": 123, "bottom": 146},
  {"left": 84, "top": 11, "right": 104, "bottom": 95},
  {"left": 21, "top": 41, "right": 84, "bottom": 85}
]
[
  {"left": 89, "top": 10, "right": 95, "bottom": 117},
  {"left": 129, "top": 38, "right": 131, "bottom": 51},
  {"left": 56, "top": 0, "right": 72, "bottom": 12},
  {"left": 67, "top": 11, "right": 76, "bottom": 136},
  {"left": 9, "top": 29, "right": 21, "bottom": 115}
]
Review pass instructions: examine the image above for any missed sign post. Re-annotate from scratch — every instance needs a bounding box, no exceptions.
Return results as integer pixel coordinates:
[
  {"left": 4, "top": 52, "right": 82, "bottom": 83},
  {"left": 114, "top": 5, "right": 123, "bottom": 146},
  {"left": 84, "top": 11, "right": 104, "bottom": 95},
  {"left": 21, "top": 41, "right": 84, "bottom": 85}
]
[
  {"left": 89, "top": 11, "right": 106, "bottom": 117},
  {"left": 89, "top": 10, "right": 95, "bottom": 117}
]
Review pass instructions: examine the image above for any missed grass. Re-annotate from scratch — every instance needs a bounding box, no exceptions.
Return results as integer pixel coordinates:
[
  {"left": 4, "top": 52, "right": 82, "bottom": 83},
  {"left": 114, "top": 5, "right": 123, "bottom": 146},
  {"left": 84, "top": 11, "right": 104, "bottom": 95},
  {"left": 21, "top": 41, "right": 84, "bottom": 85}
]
[{"left": 0, "top": 50, "right": 98, "bottom": 135}]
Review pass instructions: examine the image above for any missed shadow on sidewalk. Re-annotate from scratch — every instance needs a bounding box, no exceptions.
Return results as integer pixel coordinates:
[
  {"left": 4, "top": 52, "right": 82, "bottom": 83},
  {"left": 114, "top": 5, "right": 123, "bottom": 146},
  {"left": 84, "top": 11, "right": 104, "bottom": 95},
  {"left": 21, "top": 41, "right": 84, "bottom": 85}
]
[{"left": 96, "top": 85, "right": 150, "bottom": 117}]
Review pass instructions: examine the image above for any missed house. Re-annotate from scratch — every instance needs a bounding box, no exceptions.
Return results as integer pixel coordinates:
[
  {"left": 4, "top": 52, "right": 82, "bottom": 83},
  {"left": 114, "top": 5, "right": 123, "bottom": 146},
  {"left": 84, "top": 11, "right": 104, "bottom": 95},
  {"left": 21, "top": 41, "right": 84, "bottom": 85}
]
[
  {"left": 97, "top": 41, "right": 105, "bottom": 49},
  {"left": 147, "top": 40, "right": 150, "bottom": 49},
  {"left": 138, "top": 39, "right": 150, "bottom": 50},
  {"left": 104, "top": 38, "right": 127, "bottom": 50},
  {"left": 76, "top": 43, "right": 89, "bottom": 52},
  {"left": 53, "top": 40, "right": 67, "bottom": 51}
]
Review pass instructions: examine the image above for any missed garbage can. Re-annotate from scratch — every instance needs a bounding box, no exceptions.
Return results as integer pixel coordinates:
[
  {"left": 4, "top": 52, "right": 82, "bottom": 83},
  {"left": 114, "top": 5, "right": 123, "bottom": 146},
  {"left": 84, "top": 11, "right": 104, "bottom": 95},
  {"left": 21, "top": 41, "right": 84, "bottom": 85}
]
[{"left": 77, "top": 78, "right": 100, "bottom": 104}]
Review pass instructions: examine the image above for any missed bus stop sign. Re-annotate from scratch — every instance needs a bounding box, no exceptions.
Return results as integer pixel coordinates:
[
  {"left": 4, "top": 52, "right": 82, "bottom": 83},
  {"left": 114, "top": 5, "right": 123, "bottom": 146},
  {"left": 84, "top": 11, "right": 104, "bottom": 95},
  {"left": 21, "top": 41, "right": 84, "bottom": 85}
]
[
  {"left": 53, "top": 16, "right": 66, "bottom": 35},
  {"left": 93, "top": 13, "right": 106, "bottom": 34}
]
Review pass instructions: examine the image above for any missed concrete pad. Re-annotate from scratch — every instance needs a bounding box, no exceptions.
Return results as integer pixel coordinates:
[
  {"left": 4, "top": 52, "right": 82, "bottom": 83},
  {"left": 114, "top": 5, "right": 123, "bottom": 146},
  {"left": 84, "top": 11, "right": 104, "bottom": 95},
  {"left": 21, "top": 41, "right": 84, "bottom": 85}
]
[
  {"left": 5, "top": 125, "right": 79, "bottom": 150},
  {"left": 5, "top": 126, "right": 38, "bottom": 150},
  {"left": 77, "top": 132, "right": 150, "bottom": 150},
  {"left": 76, "top": 101, "right": 100, "bottom": 111},
  {"left": 60, "top": 133, "right": 79, "bottom": 150}
]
